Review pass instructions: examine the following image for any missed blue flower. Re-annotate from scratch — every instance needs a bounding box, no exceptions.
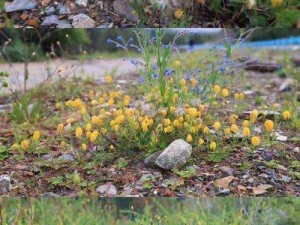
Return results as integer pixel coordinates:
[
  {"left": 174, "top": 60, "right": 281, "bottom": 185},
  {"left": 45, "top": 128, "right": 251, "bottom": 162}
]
[
  {"left": 138, "top": 76, "right": 144, "bottom": 84},
  {"left": 153, "top": 73, "right": 159, "bottom": 79}
]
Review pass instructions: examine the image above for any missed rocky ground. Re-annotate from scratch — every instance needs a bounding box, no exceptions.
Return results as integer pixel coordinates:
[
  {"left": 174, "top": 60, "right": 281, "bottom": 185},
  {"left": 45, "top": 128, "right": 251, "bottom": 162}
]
[
  {"left": 0, "top": 51, "right": 299, "bottom": 197},
  {"left": 1, "top": 0, "right": 138, "bottom": 28},
  {"left": 2, "top": 0, "right": 295, "bottom": 28}
]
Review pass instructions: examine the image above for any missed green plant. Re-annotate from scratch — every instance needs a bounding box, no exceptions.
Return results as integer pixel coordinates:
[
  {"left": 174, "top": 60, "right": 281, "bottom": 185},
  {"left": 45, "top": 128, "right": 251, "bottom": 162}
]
[
  {"left": 0, "top": 71, "right": 9, "bottom": 91},
  {"left": 9, "top": 93, "right": 43, "bottom": 123}
]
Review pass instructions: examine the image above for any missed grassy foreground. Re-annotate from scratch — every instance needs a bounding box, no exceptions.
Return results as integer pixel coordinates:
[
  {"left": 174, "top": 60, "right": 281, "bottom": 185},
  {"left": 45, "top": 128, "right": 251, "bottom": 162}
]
[{"left": 0, "top": 198, "right": 299, "bottom": 225}]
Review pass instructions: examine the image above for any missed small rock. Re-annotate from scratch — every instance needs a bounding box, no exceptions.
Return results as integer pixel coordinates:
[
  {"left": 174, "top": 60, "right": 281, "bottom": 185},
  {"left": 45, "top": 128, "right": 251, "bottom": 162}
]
[
  {"left": 155, "top": 139, "right": 192, "bottom": 170},
  {"left": 96, "top": 183, "right": 117, "bottom": 196},
  {"left": 45, "top": 6, "right": 55, "bottom": 16},
  {"left": 57, "top": 4, "right": 70, "bottom": 15},
  {"left": 56, "top": 20, "right": 72, "bottom": 28},
  {"left": 220, "top": 166, "right": 234, "bottom": 176},
  {"left": 113, "top": 0, "right": 139, "bottom": 23},
  {"left": 217, "top": 188, "right": 230, "bottom": 195},
  {"left": 0, "top": 175, "right": 12, "bottom": 193},
  {"left": 281, "top": 175, "right": 291, "bottom": 183},
  {"left": 58, "top": 153, "right": 74, "bottom": 161},
  {"left": 0, "top": 104, "right": 12, "bottom": 113},
  {"left": 262, "top": 151, "right": 273, "bottom": 161},
  {"left": 42, "top": 153, "right": 54, "bottom": 161},
  {"left": 41, "top": 15, "right": 60, "bottom": 27},
  {"left": 5, "top": 0, "right": 37, "bottom": 13},
  {"left": 75, "top": 0, "right": 88, "bottom": 7},
  {"left": 279, "top": 78, "right": 297, "bottom": 92},
  {"left": 72, "top": 14, "right": 96, "bottom": 28},
  {"left": 42, "top": 192, "right": 59, "bottom": 197},
  {"left": 144, "top": 150, "right": 163, "bottom": 167},
  {"left": 293, "top": 147, "right": 300, "bottom": 153}
]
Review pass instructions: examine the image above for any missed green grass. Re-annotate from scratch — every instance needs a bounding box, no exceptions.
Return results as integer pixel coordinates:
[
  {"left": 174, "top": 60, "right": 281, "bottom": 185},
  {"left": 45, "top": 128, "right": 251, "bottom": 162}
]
[{"left": 1, "top": 198, "right": 299, "bottom": 225}]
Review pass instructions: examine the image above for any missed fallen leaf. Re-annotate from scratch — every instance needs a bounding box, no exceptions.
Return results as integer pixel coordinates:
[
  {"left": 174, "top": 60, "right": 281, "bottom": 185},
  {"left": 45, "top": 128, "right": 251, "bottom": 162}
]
[
  {"left": 252, "top": 184, "right": 273, "bottom": 195},
  {"left": 26, "top": 18, "right": 40, "bottom": 28},
  {"left": 215, "top": 176, "right": 235, "bottom": 189},
  {"left": 237, "top": 185, "right": 247, "bottom": 192}
]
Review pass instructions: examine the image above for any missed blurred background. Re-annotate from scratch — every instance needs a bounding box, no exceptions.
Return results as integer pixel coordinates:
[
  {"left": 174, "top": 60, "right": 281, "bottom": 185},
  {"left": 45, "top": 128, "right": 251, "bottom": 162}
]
[{"left": 1, "top": 28, "right": 300, "bottom": 62}]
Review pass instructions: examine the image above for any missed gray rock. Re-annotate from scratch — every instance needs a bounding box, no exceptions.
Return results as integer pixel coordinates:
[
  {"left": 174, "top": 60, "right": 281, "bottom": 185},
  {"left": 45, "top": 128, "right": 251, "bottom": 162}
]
[
  {"left": 56, "top": 20, "right": 72, "bottom": 28},
  {"left": 58, "top": 153, "right": 75, "bottom": 161},
  {"left": 96, "top": 183, "right": 117, "bottom": 196},
  {"left": 75, "top": 0, "right": 88, "bottom": 7},
  {"left": 155, "top": 139, "right": 192, "bottom": 170},
  {"left": 72, "top": 14, "right": 96, "bottom": 28},
  {"left": 42, "top": 153, "right": 54, "bottom": 161},
  {"left": 41, "top": 15, "right": 60, "bottom": 27},
  {"left": 0, "top": 103, "right": 12, "bottom": 113},
  {"left": 0, "top": 175, "right": 12, "bottom": 193},
  {"left": 113, "top": 0, "right": 139, "bottom": 23},
  {"left": 144, "top": 150, "right": 163, "bottom": 167},
  {"left": 45, "top": 6, "right": 55, "bottom": 16},
  {"left": 217, "top": 188, "right": 230, "bottom": 195},
  {"left": 57, "top": 4, "right": 70, "bottom": 15},
  {"left": 5, "top": 0, "right": 37, "bottom": 13},
  {"left": 281, "top": 175, "right": 291, "bottom": 183},
  {"left": 279, "top": 78, "right": 296, "bottom": 92},
  {"left": 97, "top": 23, "right": 114, "bottom": 28},
  {"left": 220, "top": 166, "right": 234, "bottom": 176},
  {"left": 42, "top": 192, "right": 59, "bottom": 197}
]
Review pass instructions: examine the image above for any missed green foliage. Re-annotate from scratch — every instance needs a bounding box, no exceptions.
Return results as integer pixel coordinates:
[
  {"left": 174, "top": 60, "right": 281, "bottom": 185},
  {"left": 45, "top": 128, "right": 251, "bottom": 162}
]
[
  {"left": 0, "top": 71, "right": 9, "bottom": 91},
  {"left": 0, "top": 145, "right": 9, "bottom": 161},
  {"left": 1, "top": 39, "right": 44, "bottom": 62},
  {"left": 173, "top": 167, "right": 196, "bottom": 179},
  {"left": 1, "top": 198, "right": 300, "bottom": 225},
  {"left": 9, "top": 93, "right": 43, "bottom": 123}
]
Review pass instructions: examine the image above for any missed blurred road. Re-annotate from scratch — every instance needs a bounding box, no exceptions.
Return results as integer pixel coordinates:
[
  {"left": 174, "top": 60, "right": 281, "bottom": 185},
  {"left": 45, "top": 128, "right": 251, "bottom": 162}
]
[{"left": 1, "top": 58, "right": 137, "bottom": 92}]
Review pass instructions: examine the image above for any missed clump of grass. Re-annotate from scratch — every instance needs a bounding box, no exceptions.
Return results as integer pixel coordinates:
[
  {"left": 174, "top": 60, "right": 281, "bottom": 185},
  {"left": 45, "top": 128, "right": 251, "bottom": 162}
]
[{"left": 1, "top": 198, "right": 299, "bottom": 225}]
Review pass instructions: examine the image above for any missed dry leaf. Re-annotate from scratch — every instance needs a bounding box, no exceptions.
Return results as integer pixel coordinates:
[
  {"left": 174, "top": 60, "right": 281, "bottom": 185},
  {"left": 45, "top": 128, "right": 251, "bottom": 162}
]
[
  {"left": 215, "top": 176, "right": 235, "bottom": 189},
  {"left": 252, "top": 184, "right": 273, "bottom": 195}
]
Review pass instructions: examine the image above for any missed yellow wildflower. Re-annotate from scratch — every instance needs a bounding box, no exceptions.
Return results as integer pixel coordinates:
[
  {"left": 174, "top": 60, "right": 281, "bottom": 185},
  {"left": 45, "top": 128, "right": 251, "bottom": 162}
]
[
  {"left": 282, "top": 110, "right": 291, "bottom": 120},
  {"left": 213, "top": 85, "right": 220, "bottom": 93},
  {"left": 203, "top": 126, "right": 209, "bottom": 135},
  {"left": 81, "top": 143, "right": 87, "bottom": 151},
  {"left": 85, "top": 123, "right": 92, "bottom": 132},
  {"left": 90, "top": 130, "right": 99, "bottom": 142},
  {"left": 32, "top": 131, "right": 40, "bottom": 141},
  {"left": 75, "top": 127, "right": 83, "bottom": 138},
  {"left": 57, "top": 123, "right": 64, "bottom": 134},
  {"left": 106, "top": 75, "right": 112, "bottom": 84},
  {"left": 251, "top": 136, "right": 261, "bottom": 146},
  {"left": 21, "top": 140, "right": 30, "bottom": 150},
  {"left": 180, "top": 79, "right": 186, "bottom": 86},
  {"left": 242, "top": 127, "right": 251, "bottom": 137},
  {"left": 198, "top": 138, "right": 205, "bottom": 146},
  {"left": 186, "top": 134, "right": 193, "bottom": 143},
  {"left": 11, "top": 143, "right": 19, "bottom": 150},
  {"left": 60, "top": 141, "right": 66, "bottom": 148},
  {"left": 221, "top": 88, "right": 229, "bottom": 97},
  {"left": 264, "top": 120, "right": 274, "bottom": 132},
  {"left": 190, "top": 78, "right": 197, "bottom": 86},
  {"left": 230, "top": 124, "right": 239, "bottom": 133},
  {"left": 243, "top": 120, "right": 249, "bottom": 127},
  {"left": 66, "top": 118, "right": 75, "bottom": 124},
  {"left": 210, "top": 141, "right": 217, "bottom": 150},
  {"left": 174, "top": 60, "right": 181, "bottom": 68},
  {"left": 213, "top": 121, "right": 221, "bottom": 131},
  {"left": 224, "top": 128, "right": 231, "bottom": 135}
]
